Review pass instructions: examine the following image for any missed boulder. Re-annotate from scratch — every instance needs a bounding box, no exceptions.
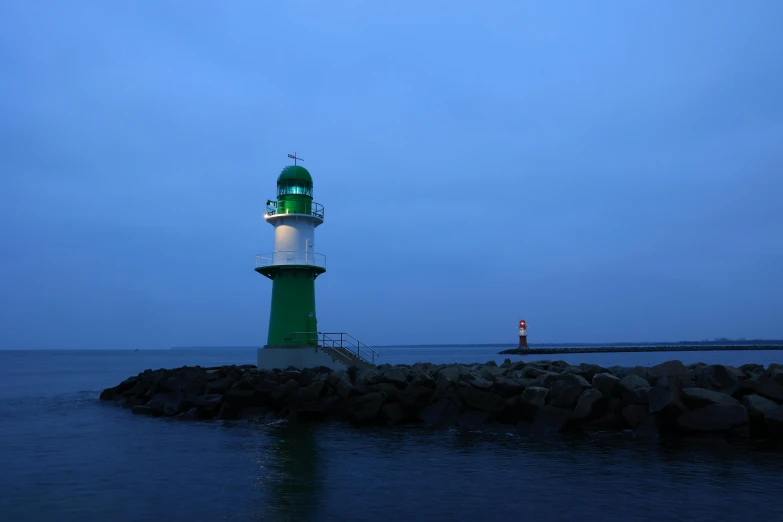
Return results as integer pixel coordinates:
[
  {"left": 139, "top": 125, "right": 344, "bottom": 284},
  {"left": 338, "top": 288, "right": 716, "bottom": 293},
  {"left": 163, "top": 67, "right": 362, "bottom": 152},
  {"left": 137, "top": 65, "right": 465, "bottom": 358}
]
[
  {"left": 740, "top": 363, "right": 765, "bottom": 376},
  {"left": 436, "top": 366, "right": 460, "bottom": 391},
  {"left": 622, "top": 405, "right": 649, "bottom": 429},
  {"left": 297, "top": 380, "right": 325, "bottom": 401},
  {"left": 771, "top": 369, "right": 783, "bottom": 388},
  {"left": 592, "top": 373, "right": 620, "bottom": 399},
  {"left": 618, "top": 375, "right": 651, "bottom": 405},
  {"left": 399, "top": 384, "right": 434, "bottom": 408},
  {"left": 367, "top": 383, "right": 400, "bottom": 402},
  {"left": 460, "top": 373, "right": 494, "bottom": 390},
  {"left": 681, "top": 388, "right": 739, "bottom": 408},
  {"left": 627, "top": 366, "right": 659, "bottom": 386},
  {"left": 648, "top": 377, "right": 688, "bottom": 416},
  {"left": 764, "top": 406, "right": 783, "bottom": 435},
  {"left": 418, "top": 398, "right": 461, "bottom": 428},
  {"left": 381, "top": 403, "right": 407, "bottom": 425},
  {"left": 354, "top": 369, "right": 381, "bottom": 394},
  {"left": 501, "top": 358, "right": 512, "bottom": 368},
  {"left": 530, "top": 407, "right": 573, "bottom": 436},
  {"left": 345, "top": 392, "right": 386, "bottom": 422},
  {"left": 271, "top": 379, "right": 300, "bottom": 402},
  {"left": 648, "top": 360, "right": 691, "bottom": 380},
  {"left": 410, "top": 369, "right": 436, "bottom": 388},
  {"left": 521, "top": 386, "right": 549, "bottom": 408},
  {"left": 381, "top": 367, "right": 408, "bottom": 387},
  {"left": 335, "top": 372, "right": 355, "bottom": 399},
  {"left": 548, "top": 374, "right": 591, "bottom": 408},
  {"left": 490, "top": 376, "right": 530, "bottom": 398},
  {"left": 741, "top": 394, "right": 779, "bottom": 417},
  {"left": 205, "top": 377, "right": 234, "bottom": 395},
  {"left": 677, "top": 404, "right": 748, "bottom": 431},
  {"left": 573, "top": 388, "right": 603, "bottom": 419},
  {"left": 456, "top": 384, "right": 506, "bottom": 414},
  {"left": 533, "top": 373, "right": 558, "bottom": 388},
  {"left": 694, "top": 365, "right": 745, "bottom": 396},
  {"left": 563, "top": 363, "right": 609, "bottom": 382},
  {"left": 746, "top": 374, "right": 783, "bottom": 402}
]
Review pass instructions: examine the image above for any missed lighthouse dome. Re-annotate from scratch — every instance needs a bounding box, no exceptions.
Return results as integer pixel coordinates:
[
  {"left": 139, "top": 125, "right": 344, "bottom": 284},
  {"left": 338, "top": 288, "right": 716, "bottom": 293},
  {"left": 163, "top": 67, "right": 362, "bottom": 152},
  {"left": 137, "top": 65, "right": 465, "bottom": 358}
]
[{"left": 277, "top": 165, "right": 313, "bottom": 186}]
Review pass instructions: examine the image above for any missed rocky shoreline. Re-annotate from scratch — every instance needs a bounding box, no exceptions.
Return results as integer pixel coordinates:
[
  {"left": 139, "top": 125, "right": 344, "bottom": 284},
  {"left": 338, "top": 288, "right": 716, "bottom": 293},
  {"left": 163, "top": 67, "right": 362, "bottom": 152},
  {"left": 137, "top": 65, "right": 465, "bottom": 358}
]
[{"left": 99, "top": 359, "right": 783, "bottom": 443}]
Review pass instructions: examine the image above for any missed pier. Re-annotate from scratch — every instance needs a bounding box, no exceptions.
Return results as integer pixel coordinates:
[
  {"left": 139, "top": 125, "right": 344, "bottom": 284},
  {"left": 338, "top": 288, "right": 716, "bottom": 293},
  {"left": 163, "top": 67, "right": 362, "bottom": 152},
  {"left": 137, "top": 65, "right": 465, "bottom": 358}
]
[{"left": 500, "top": 345, "right": 783, "bottom": 355}]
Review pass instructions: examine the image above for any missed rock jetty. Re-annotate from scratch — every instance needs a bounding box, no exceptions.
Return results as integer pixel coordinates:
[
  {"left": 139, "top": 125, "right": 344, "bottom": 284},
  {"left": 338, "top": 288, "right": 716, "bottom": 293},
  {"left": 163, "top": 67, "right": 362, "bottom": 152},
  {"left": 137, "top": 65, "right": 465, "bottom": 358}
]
[{"left": 99, "top": 359, "right": 783, "bottom": 442}]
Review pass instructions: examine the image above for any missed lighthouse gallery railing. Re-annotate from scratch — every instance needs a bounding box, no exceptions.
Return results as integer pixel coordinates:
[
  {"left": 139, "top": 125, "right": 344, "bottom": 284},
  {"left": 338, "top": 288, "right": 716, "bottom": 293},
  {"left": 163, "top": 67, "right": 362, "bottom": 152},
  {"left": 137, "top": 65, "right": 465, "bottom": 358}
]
[
  {"left": 256, "top": 252, "right": 326, "bottom": 268},
  {"left": 265, "top": 200, "right": 324, "bottom": 219},
  {"left": 292, "top": 331, "right": 379, "bottom": 366}
]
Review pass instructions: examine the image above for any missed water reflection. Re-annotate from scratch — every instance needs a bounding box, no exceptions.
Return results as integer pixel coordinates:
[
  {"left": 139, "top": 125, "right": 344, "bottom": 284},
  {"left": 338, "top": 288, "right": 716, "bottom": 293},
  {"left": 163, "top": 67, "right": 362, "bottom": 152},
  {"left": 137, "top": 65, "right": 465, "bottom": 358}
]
[{"left": 255, "top": 423, "right": 323, "bottom": 521}]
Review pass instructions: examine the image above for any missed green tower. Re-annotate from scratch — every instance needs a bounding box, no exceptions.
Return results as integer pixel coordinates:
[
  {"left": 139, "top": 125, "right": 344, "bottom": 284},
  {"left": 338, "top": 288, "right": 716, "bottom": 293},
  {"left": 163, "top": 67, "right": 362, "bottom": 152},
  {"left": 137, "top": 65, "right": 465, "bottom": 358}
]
[{"left": 255, "top": 162, "right": 326, "bottom": 349}]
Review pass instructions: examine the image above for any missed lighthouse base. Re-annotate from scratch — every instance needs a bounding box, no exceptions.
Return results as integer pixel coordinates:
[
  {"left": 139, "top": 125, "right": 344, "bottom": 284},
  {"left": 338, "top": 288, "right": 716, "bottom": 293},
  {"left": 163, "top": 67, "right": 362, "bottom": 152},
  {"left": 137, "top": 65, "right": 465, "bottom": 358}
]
[{"left": 257, "top": 347, "right": 347, "bottom": 371}]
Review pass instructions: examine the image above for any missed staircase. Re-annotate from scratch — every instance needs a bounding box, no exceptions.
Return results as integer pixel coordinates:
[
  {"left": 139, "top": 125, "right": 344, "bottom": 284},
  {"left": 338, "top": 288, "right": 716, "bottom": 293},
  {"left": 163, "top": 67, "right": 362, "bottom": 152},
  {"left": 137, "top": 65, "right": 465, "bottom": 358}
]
[{"left": 293, "top": 332, "right": 379, "bottom": 369}]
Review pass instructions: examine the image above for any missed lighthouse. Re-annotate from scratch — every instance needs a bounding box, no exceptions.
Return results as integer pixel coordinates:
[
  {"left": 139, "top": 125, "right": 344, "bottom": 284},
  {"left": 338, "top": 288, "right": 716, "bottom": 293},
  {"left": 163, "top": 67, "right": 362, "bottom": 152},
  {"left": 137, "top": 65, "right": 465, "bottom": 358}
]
[
  {"left": 518, "top": 319, "right": 528, "bottom": 348},
  {"left": 255, "top": 156, "right": 378, "bottom": 370}
]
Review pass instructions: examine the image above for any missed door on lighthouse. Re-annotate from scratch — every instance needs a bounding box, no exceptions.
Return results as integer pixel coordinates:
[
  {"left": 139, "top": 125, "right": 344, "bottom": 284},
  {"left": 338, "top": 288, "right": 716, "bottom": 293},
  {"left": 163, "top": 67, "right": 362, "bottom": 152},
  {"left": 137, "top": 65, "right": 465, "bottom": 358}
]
[{"left": 306, "top": 312, "right": 317, "bottom": 345}]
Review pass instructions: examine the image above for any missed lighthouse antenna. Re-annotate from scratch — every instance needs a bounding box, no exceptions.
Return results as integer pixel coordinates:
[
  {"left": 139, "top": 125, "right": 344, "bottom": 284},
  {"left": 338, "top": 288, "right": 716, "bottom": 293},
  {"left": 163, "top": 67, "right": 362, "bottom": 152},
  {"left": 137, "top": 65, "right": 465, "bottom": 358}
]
[{"left": 287, "top": 152, "right": 304, "bottom": 166}]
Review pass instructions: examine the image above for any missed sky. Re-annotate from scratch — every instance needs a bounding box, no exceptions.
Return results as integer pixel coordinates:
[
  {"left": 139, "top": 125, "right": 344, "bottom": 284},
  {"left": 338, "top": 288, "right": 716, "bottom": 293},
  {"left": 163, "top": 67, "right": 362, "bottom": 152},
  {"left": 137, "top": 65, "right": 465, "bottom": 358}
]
[{"left": 1, "top": 0, "right": 782, "bottom": 349}]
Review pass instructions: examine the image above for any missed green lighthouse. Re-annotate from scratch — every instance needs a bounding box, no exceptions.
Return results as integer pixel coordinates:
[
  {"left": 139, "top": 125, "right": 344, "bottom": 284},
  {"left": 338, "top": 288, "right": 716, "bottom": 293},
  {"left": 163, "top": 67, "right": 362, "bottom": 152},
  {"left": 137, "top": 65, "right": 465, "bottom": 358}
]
[
  {"left": 255, "top": 156, "right": 378, "bottom": 370},
  {"left": 256, "top": 162, "right": 325, "bottom": 347}
]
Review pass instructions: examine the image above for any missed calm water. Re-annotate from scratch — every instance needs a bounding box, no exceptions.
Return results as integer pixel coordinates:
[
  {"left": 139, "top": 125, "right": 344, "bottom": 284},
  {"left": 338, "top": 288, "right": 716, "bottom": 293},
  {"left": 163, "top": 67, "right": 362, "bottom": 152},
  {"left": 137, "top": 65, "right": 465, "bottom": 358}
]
[{"left": 2, "top": 347, "right": 783, "bottom": 522}]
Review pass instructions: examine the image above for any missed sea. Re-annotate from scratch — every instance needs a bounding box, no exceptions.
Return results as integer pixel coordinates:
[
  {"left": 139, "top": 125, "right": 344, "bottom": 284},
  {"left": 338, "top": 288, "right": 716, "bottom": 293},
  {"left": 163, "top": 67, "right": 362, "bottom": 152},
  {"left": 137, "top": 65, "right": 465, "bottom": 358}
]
[{"left": 2, "top": 346, "right": 783, "bottom": 522}]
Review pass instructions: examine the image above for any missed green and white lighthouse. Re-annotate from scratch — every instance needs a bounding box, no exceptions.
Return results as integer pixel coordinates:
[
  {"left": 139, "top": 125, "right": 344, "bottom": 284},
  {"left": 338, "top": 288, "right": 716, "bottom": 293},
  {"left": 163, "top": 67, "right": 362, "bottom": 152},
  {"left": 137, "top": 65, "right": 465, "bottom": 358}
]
[{"left": 255, "top": 156, "right": 378, "bottom": 370}]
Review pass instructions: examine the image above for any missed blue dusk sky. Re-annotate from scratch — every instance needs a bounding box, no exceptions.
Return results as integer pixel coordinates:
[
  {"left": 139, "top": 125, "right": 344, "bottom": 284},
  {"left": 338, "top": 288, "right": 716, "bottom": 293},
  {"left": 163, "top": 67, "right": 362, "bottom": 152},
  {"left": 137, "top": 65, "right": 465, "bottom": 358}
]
[{"left": 1, "top": 1, "right": 782, "bottom": 349}]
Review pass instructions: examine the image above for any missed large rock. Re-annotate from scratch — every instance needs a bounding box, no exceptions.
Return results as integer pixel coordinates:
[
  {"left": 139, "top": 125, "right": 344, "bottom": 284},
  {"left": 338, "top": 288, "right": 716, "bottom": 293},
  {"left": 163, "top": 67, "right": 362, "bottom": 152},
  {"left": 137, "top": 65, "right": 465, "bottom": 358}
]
[
  {"left": 677, "top": 404, "right": 748, "bottom": 431},
  {"left": 460, "top": 373, "right": 493, "bottom": 390},
  {"left": 741, "top": 394, "right": 780, "bottom": 417},
  {"left": 764, "top": 406, "right": 783, "bottom": 435},
  {"left": 205, "top": 377, "right": 235, "bottom": 395},
  {"left": 618, "top": 375, "right": 651, "bottom": 405},
  {"left": 456, "top": 384, "right": 506, "bottom": 414},
  {"left": 530, "top": 407, "right": 573, "bottom": 436},
  {"left": 418, "top": 398, "right": 460, "bottom": 428},
  {"left": 344, "top": 392, "right": 386, "bottom": 422},
  {"left": 694, "top": 365, "right": 745, "bottom": 396},
  {"left": 367, "top": 383, "right": 400, "bottom": 402},
  {"left": 592, "top": 373, "right": 620, "bottom": 399},
  {"left": 548, "top": 375, "right": 591, "bottom": 408},
  {"left": 682, "top": 388, "right": 739, "bottom": 408},
  {"left": 381, "top": 402, "right": 407, "bottom": 425},
  {"left": 354, "top": 369, "right": 382, "bottom": 394},
  {"left": 436, "top": 366, "right": 460, "bottom": 391},
  {"left": 296, "top": 380, "right": 325, "bottom": 401},
  {"left": 648, "top": 377, "right": 688, "bottom": 419},
  {"left": 627, "top": 366, "right": 659, "bottom": 386},
  {"left": 746, "top": 374, "right": 783, "bottom": 402},
  {"left": 381, "top": 367, "right": 408, "bottom": 387},
  {"left": 771, "top": 369, "right": 783, "bottom": 388},
  {"left": 648, "top": 360, "right": 691, "bottom": 380},
  {"left": 521, "top": 386, "right": 549, "bottom": 408},
  {"left": 399, "top": 383, "right": 434, "bottom": 408},
  {"left": 573, "top": 388, "right": 603, "bottom": 419},
  {"left": 622, "top": 405, "right": 649, "bottom": 429},
  {"left": 562, "top": 363, "right": 608, "bottom": 382},
  {"left": 490, "top": 376, "right": 530, "bottom": 398}
]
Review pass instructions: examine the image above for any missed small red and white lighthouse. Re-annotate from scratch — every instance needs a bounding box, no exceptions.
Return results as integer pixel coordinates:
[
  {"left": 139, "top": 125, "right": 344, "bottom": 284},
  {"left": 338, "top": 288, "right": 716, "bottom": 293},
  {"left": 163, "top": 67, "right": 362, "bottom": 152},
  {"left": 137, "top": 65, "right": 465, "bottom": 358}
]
[{"left": 518, "top": 319, "right": 528, "bottom": 348}]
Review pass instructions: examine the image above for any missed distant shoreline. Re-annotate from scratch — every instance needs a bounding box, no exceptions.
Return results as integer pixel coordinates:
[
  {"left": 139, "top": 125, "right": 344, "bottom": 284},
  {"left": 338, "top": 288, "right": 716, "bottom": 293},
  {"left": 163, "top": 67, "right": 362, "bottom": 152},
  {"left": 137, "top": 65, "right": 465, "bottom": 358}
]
[{"left": 169, "top": 340, "right": 783, "bottom": 350}]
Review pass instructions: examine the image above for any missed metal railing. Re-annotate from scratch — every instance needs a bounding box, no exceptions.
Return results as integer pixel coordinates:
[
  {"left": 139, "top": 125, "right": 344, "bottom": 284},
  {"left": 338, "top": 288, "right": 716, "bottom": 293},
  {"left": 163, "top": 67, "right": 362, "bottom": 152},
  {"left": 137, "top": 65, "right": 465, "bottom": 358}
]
[
  {"left": 265, "top": 200, "right": 324, "bottom": 219},
  {"left": 292, "top": 331, "right": 379, "bottom": 366},
  {"left": 255, "top": 252, "right": 326, "bottom": 268}
]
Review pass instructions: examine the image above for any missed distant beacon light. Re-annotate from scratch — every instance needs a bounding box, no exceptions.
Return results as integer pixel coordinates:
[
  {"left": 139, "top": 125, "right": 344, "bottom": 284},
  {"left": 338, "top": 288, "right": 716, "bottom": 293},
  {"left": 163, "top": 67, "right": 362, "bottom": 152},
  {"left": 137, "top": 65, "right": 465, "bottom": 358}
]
[{"left": 518, "top": 319, "right": 528, "bottom": 348}]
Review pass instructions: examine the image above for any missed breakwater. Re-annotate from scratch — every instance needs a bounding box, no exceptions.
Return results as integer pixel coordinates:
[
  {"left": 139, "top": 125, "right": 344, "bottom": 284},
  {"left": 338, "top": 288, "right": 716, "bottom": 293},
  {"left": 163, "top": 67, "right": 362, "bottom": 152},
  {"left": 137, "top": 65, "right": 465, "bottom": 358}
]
[
  {"left": 99, "top": 359, "right": 783, "bottom": 443},
  {"left": 500, "top": 345, "right": 783, "bottom": 355}
]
